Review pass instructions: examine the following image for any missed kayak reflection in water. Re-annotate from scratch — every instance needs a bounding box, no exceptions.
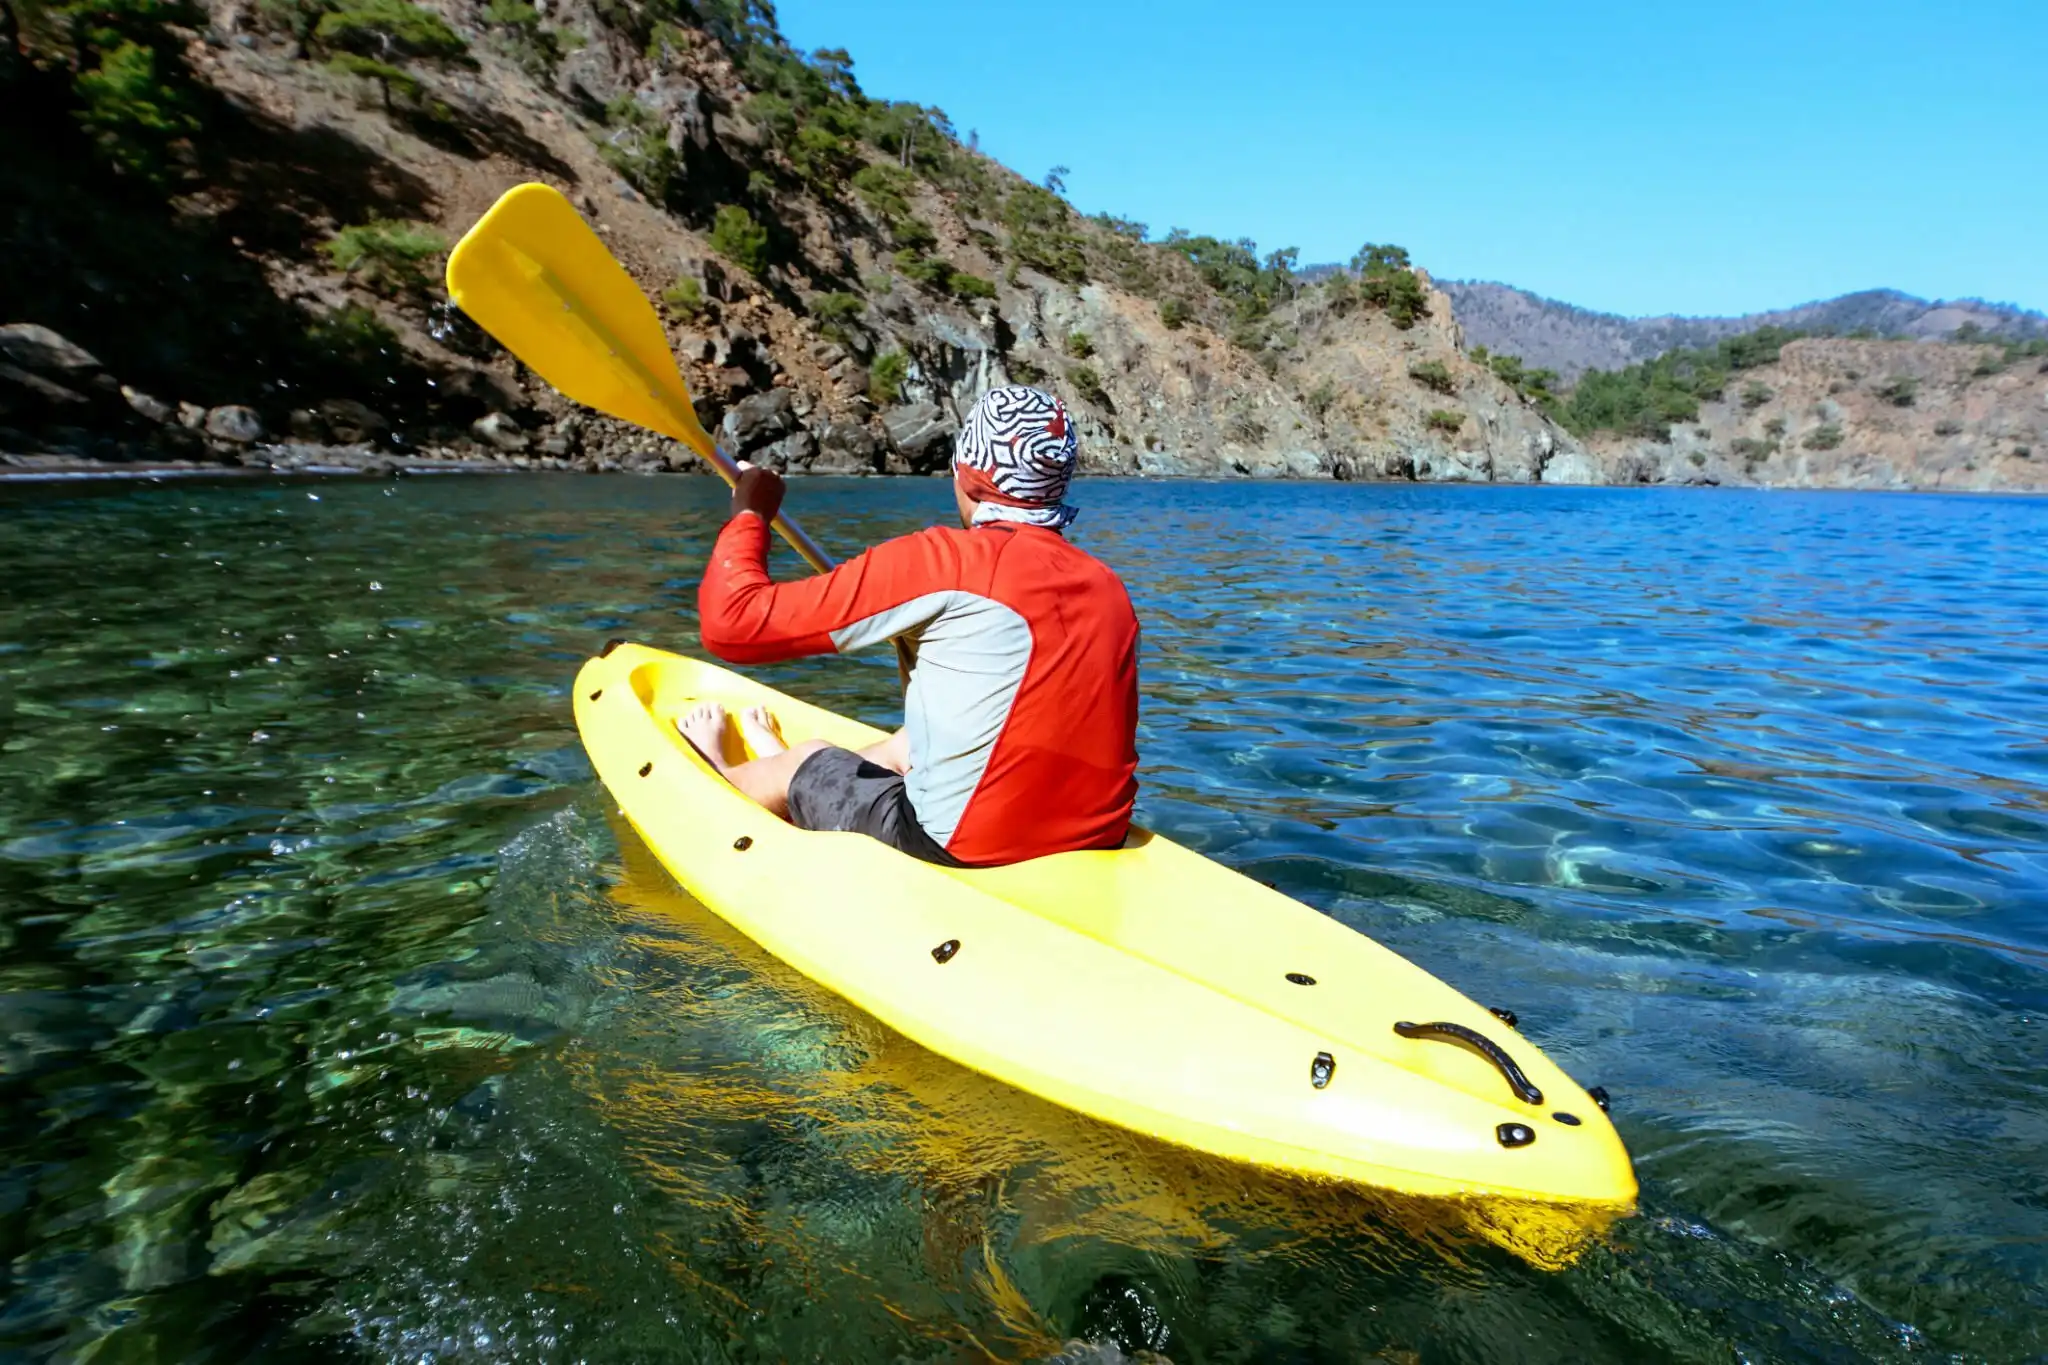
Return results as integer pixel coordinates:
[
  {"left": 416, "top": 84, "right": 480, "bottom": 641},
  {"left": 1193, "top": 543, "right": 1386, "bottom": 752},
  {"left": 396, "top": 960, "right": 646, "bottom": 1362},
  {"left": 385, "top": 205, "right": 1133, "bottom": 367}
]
[{"left": 677, "top": 385, "right": 1141, "bottom": 868}]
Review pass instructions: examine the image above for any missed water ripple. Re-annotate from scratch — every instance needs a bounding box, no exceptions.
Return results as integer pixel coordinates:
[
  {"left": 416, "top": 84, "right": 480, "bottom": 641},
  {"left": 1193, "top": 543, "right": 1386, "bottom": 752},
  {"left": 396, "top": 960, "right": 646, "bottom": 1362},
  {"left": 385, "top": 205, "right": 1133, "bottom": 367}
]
[{"left": 0, "top": 476, "right": 2043, "bottom": 1363}]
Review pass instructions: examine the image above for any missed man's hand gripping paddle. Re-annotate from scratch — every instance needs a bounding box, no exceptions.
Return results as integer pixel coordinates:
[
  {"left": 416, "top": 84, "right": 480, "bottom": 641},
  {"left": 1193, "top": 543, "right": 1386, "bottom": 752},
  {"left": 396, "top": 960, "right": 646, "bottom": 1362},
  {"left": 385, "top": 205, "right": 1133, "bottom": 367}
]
[{"left": 445, "top": 183, "right": 913, "bottom": 681}]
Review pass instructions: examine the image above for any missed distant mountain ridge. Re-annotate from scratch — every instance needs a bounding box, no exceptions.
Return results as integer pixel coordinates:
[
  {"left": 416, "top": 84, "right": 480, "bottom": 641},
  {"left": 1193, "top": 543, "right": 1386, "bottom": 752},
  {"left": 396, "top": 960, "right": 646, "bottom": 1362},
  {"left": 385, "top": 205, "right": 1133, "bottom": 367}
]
[{"left": 1437, "top": 283, "right": 2048, "bottom": 381}]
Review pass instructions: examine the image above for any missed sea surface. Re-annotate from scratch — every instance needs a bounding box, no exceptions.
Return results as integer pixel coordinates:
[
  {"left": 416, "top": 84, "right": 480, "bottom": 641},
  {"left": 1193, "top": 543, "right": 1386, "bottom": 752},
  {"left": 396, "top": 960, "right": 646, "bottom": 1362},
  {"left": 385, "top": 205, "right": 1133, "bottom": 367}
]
[{"left": 2, "top": 475, "right": 2044, "bottom": 1364}]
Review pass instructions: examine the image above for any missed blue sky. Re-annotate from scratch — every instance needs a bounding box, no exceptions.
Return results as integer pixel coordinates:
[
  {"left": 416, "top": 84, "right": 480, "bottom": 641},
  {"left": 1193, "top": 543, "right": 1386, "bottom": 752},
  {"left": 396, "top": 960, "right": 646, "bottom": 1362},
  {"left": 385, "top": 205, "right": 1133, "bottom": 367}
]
[{"left": 772, "top": 0, "right": 2047, "bottom": 319}]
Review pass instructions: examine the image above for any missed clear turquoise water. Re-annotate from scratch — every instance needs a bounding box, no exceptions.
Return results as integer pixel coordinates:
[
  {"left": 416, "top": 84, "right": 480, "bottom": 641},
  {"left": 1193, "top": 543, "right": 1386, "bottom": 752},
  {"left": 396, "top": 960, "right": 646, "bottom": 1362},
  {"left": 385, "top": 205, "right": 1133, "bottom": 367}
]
[{"left": 2, "top": 475, "right": 2044, "bottom": 1363}]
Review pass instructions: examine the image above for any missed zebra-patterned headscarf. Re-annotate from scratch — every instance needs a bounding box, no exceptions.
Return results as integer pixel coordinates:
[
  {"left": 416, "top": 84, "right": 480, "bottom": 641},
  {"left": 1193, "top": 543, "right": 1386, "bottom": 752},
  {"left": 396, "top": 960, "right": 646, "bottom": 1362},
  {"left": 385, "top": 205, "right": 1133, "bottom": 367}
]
[{"left": 952, "top": 385, "right": 1079, "bottom": 530}]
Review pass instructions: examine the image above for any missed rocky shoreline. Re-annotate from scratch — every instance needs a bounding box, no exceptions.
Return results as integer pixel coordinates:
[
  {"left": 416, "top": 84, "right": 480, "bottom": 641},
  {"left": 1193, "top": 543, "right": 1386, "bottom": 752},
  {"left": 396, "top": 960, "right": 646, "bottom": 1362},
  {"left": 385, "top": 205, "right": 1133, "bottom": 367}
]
[
  {"left": 0, "top": 319, "right": 716, "bottom": 478},
  {"left": 12, "top": 312, "right": 2043, "bottom": 496},
  {"left": 2, "top": 312, "right": 1593, "bottom": 485}
]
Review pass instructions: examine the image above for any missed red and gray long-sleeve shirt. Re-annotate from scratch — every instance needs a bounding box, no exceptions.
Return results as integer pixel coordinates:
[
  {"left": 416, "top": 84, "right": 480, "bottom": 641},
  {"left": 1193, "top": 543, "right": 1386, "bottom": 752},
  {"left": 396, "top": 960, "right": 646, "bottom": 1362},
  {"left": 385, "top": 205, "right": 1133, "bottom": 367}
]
[{"left": 698, "top": 512, "right": 1140, "bottom": 866}]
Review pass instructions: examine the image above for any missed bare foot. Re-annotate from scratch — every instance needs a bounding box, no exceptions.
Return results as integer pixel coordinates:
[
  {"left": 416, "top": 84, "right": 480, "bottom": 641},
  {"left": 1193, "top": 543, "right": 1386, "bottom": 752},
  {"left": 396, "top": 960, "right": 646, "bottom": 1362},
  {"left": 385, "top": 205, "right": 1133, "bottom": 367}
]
[
  {"left": 739, "top": 704, "right": 786, "bottom": 757},
  {"left": 676, "top": 701, "right": 732, "bottom": 774}
]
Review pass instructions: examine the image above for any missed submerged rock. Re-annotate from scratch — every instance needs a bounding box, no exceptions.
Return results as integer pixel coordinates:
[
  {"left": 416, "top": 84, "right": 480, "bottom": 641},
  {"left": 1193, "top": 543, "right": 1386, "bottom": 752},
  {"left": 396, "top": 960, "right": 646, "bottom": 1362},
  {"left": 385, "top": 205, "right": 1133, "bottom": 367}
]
[
  {"left": 121, "top": 386, "right": 174, "bottom": 424},
  {"left": 471, "top": 411, "right": 528, "bottom": 452},
  {"left": 203, "top": 405, "right": 264, "bottom": 443},
  {"left": 320, "top": 398, "right": 391, "bottom": 446},
  {"left": 0, "top": 361, "right": 89, "bottom": 409},
  {"left": 0, "top": 323, "right": 103, "bottom": 377}
]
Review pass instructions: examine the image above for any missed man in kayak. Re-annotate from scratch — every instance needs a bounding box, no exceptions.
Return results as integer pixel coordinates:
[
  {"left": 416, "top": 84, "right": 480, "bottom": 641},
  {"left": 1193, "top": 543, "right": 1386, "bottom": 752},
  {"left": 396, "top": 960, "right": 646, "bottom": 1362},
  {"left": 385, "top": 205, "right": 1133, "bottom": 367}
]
[{"left": 678, "top": 384, "right": 1139, "bottom": 867}]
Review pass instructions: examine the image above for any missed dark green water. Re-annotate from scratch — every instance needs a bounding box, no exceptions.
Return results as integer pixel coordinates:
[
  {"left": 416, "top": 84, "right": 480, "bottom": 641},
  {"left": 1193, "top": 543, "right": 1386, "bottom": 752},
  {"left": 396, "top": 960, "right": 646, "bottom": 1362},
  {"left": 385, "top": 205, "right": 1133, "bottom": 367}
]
[{"left": 2, "top": 475, "right": 2044, "bottom": 1364}]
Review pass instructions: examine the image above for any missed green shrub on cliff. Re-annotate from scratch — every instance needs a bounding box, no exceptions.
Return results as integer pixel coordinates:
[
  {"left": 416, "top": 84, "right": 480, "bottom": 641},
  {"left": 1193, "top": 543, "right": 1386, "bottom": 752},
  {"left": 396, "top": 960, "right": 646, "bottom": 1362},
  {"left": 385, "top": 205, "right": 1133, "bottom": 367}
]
[
  {"left": 1424, "top": 408, "right": 1465, "bottom": 434},
  {"left": 663, "top": 275, "right": 710, "bottom": 320},
  {"left": 73, "top": 38, "right": 201, "bottom": 179},
  {"left": 325, "top": 52, "right": 422, "bottom": 107},
  {"left": 599, "top": 96, "right": 679, "bottom": 203},
  {"left": 324, "top": 219, "right": 447, "bottom": 294},
  {"left": 811, "top": 291, "right": 863, "bottom": 325},
  {"left": 1158, "top": 296, "right": 1191, "bottom": 330},
  {"left": 1731, "top": 436, "right": 1778, "bottom": 469},
  {"left": 304, "top": 303, "right": 402, "bottom": 377},
  {"left": 809, "top": 290, "right": 863, "bottom": 344},
  {"left": 1066, "top": 363, "right": 1108, "bottom": 407},
  {"left": 787, "top": 116, "right": 862, "bottom": 190},
  {"left": 1485, "top": 351, "right": 1560, "bottom": 406},
  {"left": 1004, "top": 183, "right": 1088, "bottom": 283},
  {"left": 852, "top": 163, "right": 914, "bottom": 222},
  {"left": 17, "top": 0, "right": 206, "bottom": 183},
  {"left": 948, "top": 271, "right": 996, "bottom": 301},
  {"left": 741, "top": 90, "right": 798, "bottom": 142},
  {"left": 1408, "top": 360, "right": 1454, "bottom": 395},
  {"left": 862, "top": 99, "right": 953, "bottom": 174},
  {"left": 885, "top": 213, "right": 937, "bottom": 254},
  {"left": 891, "top": 249, "right": 949, "bottom": 289},
  {"left": 869, "top": 349, "right": 910, "bottom": 406},
  {"left": 481, "top": 0, "right": 577, "bottom": 78},
  {"left": 314, "top": 0, "right": 468, "bottom": 61},
  {"left": 1163, "top": 233, "right": 1296, "bottom": 336},
  {"left": 1304, "top": 379, "right": 1338, "bottom": 419},
  {"left": 1559, "top": 326, "right": 1804, "bottom": 440},
  {"left": 1352, "top": 243, "right": 1428, "bottom": 329},
  {"left": 1803, "top": 423, "right": 1844, "bottom": 451},
  {"left": 1876, "top": 375, "right": 1917, "bottom": 407},
  {"left": 302, "top": 0, "right": 471, "bottom": 114},
  {"left": 709, "top": 205, "right": 769, "bottom": 275}
]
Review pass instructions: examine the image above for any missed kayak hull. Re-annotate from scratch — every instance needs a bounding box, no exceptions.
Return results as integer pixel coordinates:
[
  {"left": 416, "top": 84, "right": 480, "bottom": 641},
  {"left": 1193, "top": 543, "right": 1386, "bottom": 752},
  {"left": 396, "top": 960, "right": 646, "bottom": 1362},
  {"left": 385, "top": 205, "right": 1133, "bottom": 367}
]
[{"left": 574, "top": 645, "right": 1636, "bottom": 1249}]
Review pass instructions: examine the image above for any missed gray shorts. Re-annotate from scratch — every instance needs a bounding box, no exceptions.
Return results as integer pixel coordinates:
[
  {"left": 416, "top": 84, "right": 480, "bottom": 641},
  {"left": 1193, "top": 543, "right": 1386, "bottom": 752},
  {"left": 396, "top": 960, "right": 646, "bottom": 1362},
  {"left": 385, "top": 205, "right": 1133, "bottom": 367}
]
[{"left": 785, "top": 746, "right": 962, "bottom": 867}]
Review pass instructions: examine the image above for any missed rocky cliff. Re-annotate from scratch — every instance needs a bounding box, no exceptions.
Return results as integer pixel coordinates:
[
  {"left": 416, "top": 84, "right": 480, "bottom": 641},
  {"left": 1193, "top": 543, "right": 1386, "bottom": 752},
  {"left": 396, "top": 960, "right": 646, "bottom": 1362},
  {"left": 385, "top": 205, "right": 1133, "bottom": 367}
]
[
  {"left": 1586, "top": 337, "right": 2048, "bottom": 492},
  {"left": 2, "top": 0, "right": 1590, "bottom": 483}
]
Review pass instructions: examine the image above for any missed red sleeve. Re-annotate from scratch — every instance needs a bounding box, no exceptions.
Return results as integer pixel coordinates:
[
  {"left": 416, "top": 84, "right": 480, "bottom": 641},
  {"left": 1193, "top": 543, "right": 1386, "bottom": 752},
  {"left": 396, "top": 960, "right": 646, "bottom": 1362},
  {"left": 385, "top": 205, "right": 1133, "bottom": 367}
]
[{"left": 697, "top": 515, "right": 959, "bottom": 665}]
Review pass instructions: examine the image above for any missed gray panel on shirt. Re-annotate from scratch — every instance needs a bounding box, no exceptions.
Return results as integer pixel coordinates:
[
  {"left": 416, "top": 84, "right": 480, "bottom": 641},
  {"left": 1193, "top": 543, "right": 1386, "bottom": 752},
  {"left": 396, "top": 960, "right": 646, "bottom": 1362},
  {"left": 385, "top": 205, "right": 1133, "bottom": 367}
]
[{"left": 829, "top": 590, "right": 1033, "bottom": 845}]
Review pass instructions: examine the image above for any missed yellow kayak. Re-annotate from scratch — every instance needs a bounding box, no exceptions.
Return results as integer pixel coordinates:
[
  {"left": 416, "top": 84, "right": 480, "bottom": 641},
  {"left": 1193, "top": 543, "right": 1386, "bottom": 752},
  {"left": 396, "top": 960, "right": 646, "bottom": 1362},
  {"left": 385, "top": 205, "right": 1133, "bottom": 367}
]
[{"left": 574, "top": 643, "right": 1636, "bottom": 1244}]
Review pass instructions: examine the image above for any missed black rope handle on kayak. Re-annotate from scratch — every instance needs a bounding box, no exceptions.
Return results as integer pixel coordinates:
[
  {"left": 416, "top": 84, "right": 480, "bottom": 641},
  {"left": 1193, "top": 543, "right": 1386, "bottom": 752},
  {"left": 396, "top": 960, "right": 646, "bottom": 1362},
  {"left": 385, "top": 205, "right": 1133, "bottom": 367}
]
[{"left": 1393, "top": 1020, "right": 1544, "bottom": 1106}]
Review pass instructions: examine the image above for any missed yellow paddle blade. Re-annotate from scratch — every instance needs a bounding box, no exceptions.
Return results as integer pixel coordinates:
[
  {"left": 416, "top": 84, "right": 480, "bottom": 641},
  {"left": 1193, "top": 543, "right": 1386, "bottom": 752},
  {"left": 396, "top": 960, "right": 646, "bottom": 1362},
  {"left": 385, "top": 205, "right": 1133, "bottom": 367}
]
[{"left": 445, "top": 182, "right": 718, "bottom": 463}]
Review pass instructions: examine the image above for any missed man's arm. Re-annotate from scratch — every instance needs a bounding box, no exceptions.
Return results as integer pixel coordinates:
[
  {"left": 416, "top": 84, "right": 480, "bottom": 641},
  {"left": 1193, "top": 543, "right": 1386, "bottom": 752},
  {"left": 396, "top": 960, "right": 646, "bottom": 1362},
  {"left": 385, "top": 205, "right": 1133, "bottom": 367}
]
[{"left": 697, "top": 469, "right": 955, "bottom": 665}]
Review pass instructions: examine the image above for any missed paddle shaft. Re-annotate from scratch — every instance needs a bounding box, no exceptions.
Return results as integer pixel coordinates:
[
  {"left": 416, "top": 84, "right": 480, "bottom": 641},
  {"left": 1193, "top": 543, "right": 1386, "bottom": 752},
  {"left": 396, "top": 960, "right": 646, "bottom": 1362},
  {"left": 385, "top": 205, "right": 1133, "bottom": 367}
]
[{"left": 692, "top": 433, "right": 836, "bottom": 576}]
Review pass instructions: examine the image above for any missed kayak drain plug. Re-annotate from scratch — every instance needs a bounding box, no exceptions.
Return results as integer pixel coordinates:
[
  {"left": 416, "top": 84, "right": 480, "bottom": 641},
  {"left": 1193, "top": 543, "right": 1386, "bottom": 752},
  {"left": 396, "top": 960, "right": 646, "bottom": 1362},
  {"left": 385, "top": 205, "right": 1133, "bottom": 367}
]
[
  {"left": 733, "top": 836, "right": 752, "bottom": 851},
  {"left": 637, "top": 762, "right": 653, "bottom": 777},
  {"left": 931, "top": 939, "right": 959, "bottom": 964},
  {"left": 1286, "top": 972, "right": 1317, "bottom": 986},
  {"left": 1587, "top": 1085, "right": 1611, "bottom": 1113},
  {"left": 588, "top": 688, "right": 603, "bottom": 702},
  {"left": 1310, "top": 1052, "right": 1335, "bottom": 1089},
  {"left": 1497, "top": 1122, "right": 1536, "bottom": 1148},
  {"left": 1552, "top": 1112, "right": 1582, "bottom": 1126},
  {"left": 1489, "top": 1006, "right": 1520, "bottom": 1029}
]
